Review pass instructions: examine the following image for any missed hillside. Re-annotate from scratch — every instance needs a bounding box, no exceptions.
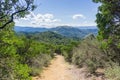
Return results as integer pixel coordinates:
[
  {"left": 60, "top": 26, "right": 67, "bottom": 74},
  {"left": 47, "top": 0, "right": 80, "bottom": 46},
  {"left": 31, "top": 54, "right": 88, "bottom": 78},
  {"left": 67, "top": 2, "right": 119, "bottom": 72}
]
[
  {"left": 14, "top": 26, "right": 98, "bottom": 38},
  {"left": 14, "top": 26, "right": 48, "bottom": 32},
  {"left": 49, "top": 26, "right": 85, "bottom": 38},
  {"left": 23, "top": 31, "right": 77, "bottom": 45},
  {"left": 1, "top": 0, "right": 120, "bottom": 80}
]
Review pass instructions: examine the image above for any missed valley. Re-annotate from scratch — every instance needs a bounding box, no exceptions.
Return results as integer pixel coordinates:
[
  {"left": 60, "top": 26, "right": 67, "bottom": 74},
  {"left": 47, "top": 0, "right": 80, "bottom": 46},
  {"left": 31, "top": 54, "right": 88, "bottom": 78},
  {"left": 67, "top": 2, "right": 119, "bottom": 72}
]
[
  {"left": 14, "top": 26, "right": 98, "bottom": 39},
  {"left": 0, "top": 0, "right": 120, "bottom": 80}
]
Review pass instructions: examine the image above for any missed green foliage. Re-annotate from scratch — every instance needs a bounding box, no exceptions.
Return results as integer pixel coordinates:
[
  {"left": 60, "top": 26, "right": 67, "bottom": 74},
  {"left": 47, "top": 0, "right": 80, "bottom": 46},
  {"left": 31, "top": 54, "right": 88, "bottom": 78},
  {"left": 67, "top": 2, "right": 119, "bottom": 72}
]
[
  {"left": 22, "top": 31, "right": 80, "bottom": 63},
  {"left": 14, "top": 64, "right": 31, "bottom": 80},
  {"left": 24, "top": 31, "right": 76, "bottom": 45},
  {"left": 93, "top": 0, "right": 120, "bottom": 78},
  {"left": 0, "top": 0, "right": 36, "bottom": 28},
  {"left": 0, "top": 22, "right": 55, "bottom": 79},
  {"left": 93, "top": 0, "right": 120, "bottom": 64},
  {"left": 30, "top": 54, "right": 52, "bottom": 76},
  {"left": 60, "top": 41, "right": 80, "bottom": 62},
  {"left": 101, "top": 41, "right": 108, "bottom": 49},
  {"left": 72, "top": 37, "right": 108, "bottom": 73},
  {"left": 0, "top": 22, "right": 32, "bottom": 80},
  {"left": 105, "top": 64, "right": 120, "bottom": 80}
]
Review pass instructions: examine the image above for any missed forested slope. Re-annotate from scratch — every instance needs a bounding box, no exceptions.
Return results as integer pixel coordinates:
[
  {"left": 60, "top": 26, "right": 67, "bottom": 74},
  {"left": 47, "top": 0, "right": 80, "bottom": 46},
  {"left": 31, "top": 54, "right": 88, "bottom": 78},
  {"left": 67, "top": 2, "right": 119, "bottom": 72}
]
[
  {"left": 0, "top": 23, "right": 55, "bottom": 80},
  {"left": 0, "top": 0, "right": 120, "bottom": 80},
  {"left": 0, "top": 22, "right": 80, "bottom": 80}
]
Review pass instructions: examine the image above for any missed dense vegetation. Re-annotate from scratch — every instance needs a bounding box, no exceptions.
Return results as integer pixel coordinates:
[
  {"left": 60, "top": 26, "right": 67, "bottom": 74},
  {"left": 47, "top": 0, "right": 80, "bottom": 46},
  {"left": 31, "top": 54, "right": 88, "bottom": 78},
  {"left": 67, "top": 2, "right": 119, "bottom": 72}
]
[
  {"left": 71, "top": 35, "right": 109, "bottom": 73},
  {"left": 0, "top": 23, "right": 55, "bottom": 80},
  {"left": 93, "top": 0, "right": 120, "bottom": 64},
  {"left": 20, "top": 31, "right": 79, "bottom": 45},
  {"left": 0, "top": 22, "right": 79, "bottom": 79},
  {"left": 0, "top": 0, "right": 35, "bottom": 29},
  {"left": 0, "top": 0, "right": 120, "bottom": 80},
  {"left": 21, "top": 31, "right": 80, "bottom": 62},
  {"left": 14, "top": 26, "right": 98, "bottom": 39},
  {"left": 61, "top": 0, "right": 120, "bottom": 79},
  {"left": 93, "top": 0, "right": 120, "bottom": 79}
]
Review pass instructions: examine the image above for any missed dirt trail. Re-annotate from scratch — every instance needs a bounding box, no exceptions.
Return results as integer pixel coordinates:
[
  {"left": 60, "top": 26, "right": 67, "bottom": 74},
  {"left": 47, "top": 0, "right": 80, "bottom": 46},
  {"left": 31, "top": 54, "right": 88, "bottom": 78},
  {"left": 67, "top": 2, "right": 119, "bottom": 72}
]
[{"left": 32, "top": 55, "right": 103, "bottom": 80}]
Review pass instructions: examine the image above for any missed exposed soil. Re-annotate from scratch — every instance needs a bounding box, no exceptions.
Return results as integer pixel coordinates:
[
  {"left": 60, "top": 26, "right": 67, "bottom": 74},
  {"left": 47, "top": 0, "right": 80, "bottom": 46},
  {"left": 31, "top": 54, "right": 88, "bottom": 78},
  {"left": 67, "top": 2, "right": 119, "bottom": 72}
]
[{"left": 32, "top": 55, "right": 104, "bottom": 80}]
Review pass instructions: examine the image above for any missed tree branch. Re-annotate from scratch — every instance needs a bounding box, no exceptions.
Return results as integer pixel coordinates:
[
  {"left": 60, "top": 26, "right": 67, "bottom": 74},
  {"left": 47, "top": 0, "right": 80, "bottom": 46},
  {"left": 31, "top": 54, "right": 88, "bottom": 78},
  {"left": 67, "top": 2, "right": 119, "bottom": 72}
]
[
  {"left": 0, "top": 15, "right": 7, "bottom": 19},
  {"left": 0, "top": 2, "right": 30, "bottom": 29}
]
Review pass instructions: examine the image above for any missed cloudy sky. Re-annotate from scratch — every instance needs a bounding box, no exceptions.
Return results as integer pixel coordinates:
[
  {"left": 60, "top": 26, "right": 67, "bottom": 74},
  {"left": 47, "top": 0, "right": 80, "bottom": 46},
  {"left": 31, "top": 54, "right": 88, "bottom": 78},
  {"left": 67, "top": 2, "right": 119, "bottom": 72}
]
[{"left": 15, "top": 0, "right": 99, "bottom": 28}]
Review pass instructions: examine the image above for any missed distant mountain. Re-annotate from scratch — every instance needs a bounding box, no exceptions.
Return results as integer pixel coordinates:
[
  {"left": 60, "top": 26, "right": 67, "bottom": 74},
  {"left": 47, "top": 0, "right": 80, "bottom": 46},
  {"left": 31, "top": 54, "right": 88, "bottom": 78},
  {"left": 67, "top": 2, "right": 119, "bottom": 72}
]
[
  {"left": 49, "top": 26, "right": 98, "bottom": 38},
  {"left": 78, "top": 26, "right": 97, "bottom": 29},
  {"left": 14, "top": 26, "right": 48, "bottom": 32},
  {"left": 14, "top": 26, "right": 98, "bottom": 38},
  {"left": 49, "top": 26, "right": 85, "bottom": 38}
]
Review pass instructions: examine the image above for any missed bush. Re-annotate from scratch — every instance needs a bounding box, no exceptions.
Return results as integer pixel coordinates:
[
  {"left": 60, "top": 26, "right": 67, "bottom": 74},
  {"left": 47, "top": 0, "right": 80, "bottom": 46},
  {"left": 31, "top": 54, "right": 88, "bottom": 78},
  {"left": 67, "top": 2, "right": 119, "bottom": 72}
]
[
  {"left": 29, "top": 54, "right": 52, "bottom": 76},
  {"left": 60, "top": 41, "right": 80, "bottom": 62},
  {"left": 14, "top": 64, "right": 31, "bottom": 80},
  {"left": 105, "top": 64, "right": 120, "bottom": 80},
  {"left": 0, "top": 26, "right": 54, "bottom": 79},
  {"left": 0, "top": 57, "right": 32, "bottom": 80},
  {"left": 72, "top": 38, "right": 108, "bottom": 73}
]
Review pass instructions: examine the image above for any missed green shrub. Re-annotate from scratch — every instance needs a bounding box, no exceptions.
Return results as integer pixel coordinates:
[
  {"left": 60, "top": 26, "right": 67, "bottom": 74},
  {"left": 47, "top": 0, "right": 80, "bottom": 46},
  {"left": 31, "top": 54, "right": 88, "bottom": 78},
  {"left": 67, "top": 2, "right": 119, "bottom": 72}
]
[
  {"left": 72, "top": 38, "right": 108, "bottom": 73},
  {"left": 29, "top": 54, "right": 52, "bottom": 76},
  {"left": 60, "top": 41, "right": 80, "bottom": 62},
  {"left": 0, "top": 57, "right": 32, "bottom": 80},
  {"left": 0, "top": 23, "right": 54, "bottom": 79},
  {"left": 105, "top": 64, "right": 120, "bottom": 80},
  {"left": 14, "top": 64, "right": 31, "bottom": 80}
]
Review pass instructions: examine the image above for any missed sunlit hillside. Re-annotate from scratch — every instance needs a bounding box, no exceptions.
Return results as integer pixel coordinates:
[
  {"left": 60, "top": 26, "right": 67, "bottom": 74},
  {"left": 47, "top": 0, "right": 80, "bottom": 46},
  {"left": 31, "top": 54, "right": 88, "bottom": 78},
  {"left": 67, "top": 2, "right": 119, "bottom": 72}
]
[{"left": 0, "top": 0, "right": 120, "bottom": 80}]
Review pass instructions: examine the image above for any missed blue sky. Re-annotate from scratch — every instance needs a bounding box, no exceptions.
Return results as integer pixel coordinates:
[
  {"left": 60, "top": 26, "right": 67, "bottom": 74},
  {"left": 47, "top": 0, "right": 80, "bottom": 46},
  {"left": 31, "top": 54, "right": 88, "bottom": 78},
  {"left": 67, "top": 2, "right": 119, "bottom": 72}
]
[{"left": 15, "top": 0, "right": 99, "bottom": 28}]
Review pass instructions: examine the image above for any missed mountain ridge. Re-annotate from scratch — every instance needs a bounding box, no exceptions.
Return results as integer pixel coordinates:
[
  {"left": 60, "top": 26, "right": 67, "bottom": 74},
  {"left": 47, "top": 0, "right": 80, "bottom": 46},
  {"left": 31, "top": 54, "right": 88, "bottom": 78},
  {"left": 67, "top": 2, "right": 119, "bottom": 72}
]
[{"left": 14, "top": 26, "right": 98, "bottom": 38}]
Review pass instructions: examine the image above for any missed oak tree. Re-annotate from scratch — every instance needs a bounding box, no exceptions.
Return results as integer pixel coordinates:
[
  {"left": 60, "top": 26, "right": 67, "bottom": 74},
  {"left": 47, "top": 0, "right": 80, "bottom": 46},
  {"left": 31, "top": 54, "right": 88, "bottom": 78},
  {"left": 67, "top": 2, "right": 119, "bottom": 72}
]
[
  {"left": 93, "top": 0, "right": 120, "bottom": 64},
  {"left": 0, "top": 0, "right": 36, "bottom": 29}
]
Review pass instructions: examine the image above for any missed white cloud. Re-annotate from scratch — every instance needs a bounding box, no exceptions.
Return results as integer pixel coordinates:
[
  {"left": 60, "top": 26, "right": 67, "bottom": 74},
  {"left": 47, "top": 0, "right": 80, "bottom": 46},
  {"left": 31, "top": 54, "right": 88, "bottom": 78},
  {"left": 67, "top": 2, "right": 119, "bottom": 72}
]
[
  {"left": 15, "top": 21, "right": 96, "bottom": 28},
  {"left": 18, "top": 12, "right": 61, "bottom": 25},
  {"left": 72, "top": 14, "right": 86, "bottom": 20},
  {"left": 15, "top": 12, "right": 96, "bottom": 28}
]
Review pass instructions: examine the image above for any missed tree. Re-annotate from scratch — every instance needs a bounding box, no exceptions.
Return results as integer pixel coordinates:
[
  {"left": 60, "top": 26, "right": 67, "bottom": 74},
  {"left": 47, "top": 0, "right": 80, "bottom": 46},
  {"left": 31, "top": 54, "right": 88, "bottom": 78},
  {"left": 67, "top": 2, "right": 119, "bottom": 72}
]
[
  {"left": 0, "top": 22, "right": 32, "bottom": 80},
  {"left": 93, "top": 0, "right": 120, "bottom": 64},
  {"left": 0, "top": 0, "right": 36, "bottom": 29}
]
